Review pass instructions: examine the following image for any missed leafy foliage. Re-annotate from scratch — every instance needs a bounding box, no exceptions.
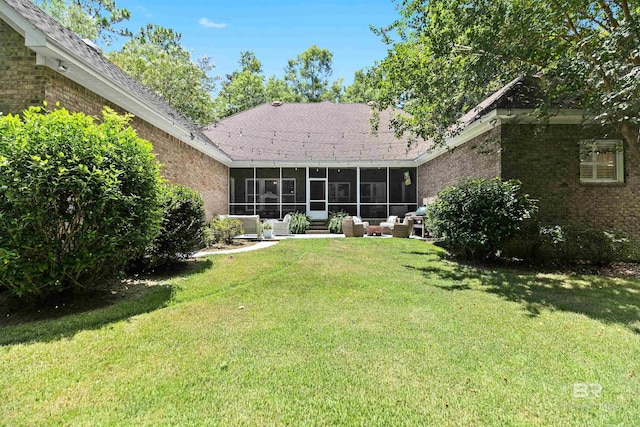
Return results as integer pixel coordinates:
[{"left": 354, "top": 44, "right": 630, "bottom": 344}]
[
  {"left": 107, "top": 25, "right": 217, "bottom": 125},
  {"left": 213, "top": 51, "right": 266, "bottom": 119},
  {"left": 0, "top": 106, "right": 163, "bottom": 299},
  {"left": 205, "top": 217, "right": 244, "bottom": 246},
  {"left": 374, "top": 0, "right": 640, "bottom": 161},
  {"left": 504, "top": 222, "right": 640, "bottom": 266},
  {"left": 213, "top": 46, "right": 348, "bottom": 116},
  {"left": 340, "top": 68, "right": 380, "bottom": 103},
  {"left": 35, "top": 0, "right": 131, "bottom": 44},
  {"left": 426, "top": 178, "right": 537, "bottom": 259},
  {"left": 145, "top": 185, "right": 206, "bottom": 267},
  {"left": 327, "top": 210, "right": 349, "bottom": 233},
  {"left": 284, "top": 44, "right": 336, "bottom": 102},
  {"left": 288, "top": 212, "right": 311, "bottom": 234}
]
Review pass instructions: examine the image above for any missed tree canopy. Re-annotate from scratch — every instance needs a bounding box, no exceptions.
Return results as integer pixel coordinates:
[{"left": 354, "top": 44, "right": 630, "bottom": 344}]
[
  {"left": 284, "top": 44, "right": 336, "bottom": 102},
  {"left": 107, "top": 25, "right": 217, "bottom": 125},
  {"left": 212, "top": 47, "right": 374, "bottom": 119},
  {"left": 34, "top": 0, "right": 130, "bottom": 43},
  {"left": 213, "top": 51, "right": 266, "bottom": 119},
  {"left": 374, "top": 0, "right": 640, "bottom": 161}
]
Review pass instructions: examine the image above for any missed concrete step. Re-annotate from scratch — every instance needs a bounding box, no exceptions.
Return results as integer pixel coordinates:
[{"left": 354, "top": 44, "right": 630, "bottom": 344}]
[{"left": 306, "top": 229, "right": 332, "bottom": 234}]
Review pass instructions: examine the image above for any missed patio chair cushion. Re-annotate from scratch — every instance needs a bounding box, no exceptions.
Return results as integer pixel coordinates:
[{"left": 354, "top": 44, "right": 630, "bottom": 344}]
[
  {"left": 379, "top": 215, "right": 398, "bottom": 229},
  {"left": 352, "top": 216, "right": 370, "bottom": 227}
]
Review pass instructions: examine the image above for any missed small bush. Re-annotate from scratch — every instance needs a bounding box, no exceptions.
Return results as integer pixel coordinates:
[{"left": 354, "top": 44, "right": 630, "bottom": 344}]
[
  {"left": 426, "top": 178, "right": 537, "bottom": 260},
  {"left": 327, "top": 210, "right": 349, "bottom": 233},
  {"left": 0, "top": 106, "right": 163, "bottom": 300},
  {"left": 206, "top": 217, "right": 244, "bottom": 245},
  {"left": 289, "top": 212, "right": 311, "bottom": 234},
  {"left": 146, "top": 185, "right": 206, "bottom": 267}
]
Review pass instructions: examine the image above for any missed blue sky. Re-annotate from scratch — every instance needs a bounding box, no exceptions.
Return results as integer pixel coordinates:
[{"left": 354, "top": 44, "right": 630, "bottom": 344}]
[{"left": 109, "top": 0, "right": 399, "bottom": 86}]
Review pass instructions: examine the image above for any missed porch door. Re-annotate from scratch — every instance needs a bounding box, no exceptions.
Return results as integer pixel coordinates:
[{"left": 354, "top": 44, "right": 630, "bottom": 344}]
[{"left": 308, "top": 170, "right": 328, "bottom": 220}]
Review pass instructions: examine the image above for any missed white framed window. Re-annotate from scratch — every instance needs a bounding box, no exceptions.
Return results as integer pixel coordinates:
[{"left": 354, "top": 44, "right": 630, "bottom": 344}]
[{"left": 579, "top": 140, "right": 624, "bottom": 183}]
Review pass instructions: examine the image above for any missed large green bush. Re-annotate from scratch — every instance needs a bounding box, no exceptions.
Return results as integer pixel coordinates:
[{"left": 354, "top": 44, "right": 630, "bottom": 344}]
[
  {"left": 0, "top": 106, "right": 163, "bottom": 299},
  {"left": 145, "top": 184, "right": 206, "bottom": 267},
  {"left": 426, "top": 178, "right": 537, "bottom": 260}
]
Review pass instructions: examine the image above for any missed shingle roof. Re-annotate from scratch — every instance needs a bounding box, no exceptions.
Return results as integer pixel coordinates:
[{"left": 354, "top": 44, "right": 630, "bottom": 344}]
[
  {"left": 457, "top": 75, "right": 544, "bottom": 127},
  {"left": 3, "top": 0, "right": 204, "bottom": 138},
  {"left": 201, "top": 101, "right": 432, "bottom": 163}
]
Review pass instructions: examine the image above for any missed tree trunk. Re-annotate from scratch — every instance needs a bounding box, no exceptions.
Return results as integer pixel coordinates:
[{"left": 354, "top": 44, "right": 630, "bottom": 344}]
[{"left": 619, "top": 122, "right": 640, "bottom": 165}]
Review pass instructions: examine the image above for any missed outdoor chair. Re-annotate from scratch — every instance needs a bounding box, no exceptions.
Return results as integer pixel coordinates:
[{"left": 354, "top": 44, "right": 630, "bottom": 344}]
[
  {"left": 269, "top": 214, "right": 292, "bottom": 236},
  {"left": 225, "top": 214, "right": 261, "bottom": 236},
  {"left": 392, "top": 217, "right": 414, "bottom": 238},
  {"left": 342, "top": 217, "right": 364, "bottom": 237},
  {"left": 352, "top": 215, "right": 369, "bottom": 228},
  {"left": 379, "top": 215, "right": 399, "bottom": 230}
]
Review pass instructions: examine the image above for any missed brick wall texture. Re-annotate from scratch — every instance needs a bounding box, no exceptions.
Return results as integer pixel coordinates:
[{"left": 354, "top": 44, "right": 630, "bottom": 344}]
[
  {"left": 1, "top": 22, "right": 228, "bottom": 218},
  {"left": 418, "top": 123, "right": 639, "bottom": 241},
  {"left": 0, "top": 20, "right": 47, "bottom": 114},
  {"left": 501, "top": 124, "right": 640, "bottom": 240},
  {"left": 418, "top": 127, "right": 502, "bottom": 200}
]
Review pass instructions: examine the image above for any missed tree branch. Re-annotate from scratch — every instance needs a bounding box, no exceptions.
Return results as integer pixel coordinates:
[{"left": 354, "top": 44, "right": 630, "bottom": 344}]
[{"left": 598, "top": 0, "right": 620, "bottom": 28}]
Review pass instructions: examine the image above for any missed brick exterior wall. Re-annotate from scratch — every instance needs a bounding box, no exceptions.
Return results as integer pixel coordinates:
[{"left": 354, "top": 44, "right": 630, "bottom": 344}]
[
  {"left": 417, "top": 127, "right": 502, "bottom": 201},
  {"left": 0, "top": 20, "right": 47, "bottom": 114},
  {"left": 501, "top": 124, "right": 640, "bottom": 240},
  {"left": 1, "top": 22, "right": 228, "bottom": 217}
]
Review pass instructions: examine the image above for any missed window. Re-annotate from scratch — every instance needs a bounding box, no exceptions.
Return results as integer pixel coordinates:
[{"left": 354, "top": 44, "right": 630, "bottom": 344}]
[{"left": 579, "top": 140, "right": 624, "bottom": 183}]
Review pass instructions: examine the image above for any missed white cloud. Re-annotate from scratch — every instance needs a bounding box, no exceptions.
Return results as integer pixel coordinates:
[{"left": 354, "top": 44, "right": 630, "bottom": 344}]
[{"left": 199, "top": 18, "right": 227, "bottom": 29}]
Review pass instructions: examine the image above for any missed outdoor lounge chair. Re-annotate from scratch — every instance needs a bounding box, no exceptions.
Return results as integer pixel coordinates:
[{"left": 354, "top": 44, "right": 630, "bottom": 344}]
[
  {"left": 269, "top": 214, "right": 291, "bottom": 236},
  {"left": 379, "top": 215, "right": 399, "bottom": 230},
  {"left": 342, "top": 217, "right": 364, "bottom": 237},
  {"left": 392, "top": 217, "right": 414, "bottom": 238},
  {"left": 224, "top": 214, "right": 261, "bottom": 236}
]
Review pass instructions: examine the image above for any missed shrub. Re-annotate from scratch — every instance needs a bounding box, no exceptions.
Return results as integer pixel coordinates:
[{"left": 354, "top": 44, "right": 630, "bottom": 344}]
[
  {"left": 0, "top": 106, "right": 163, "bottom": 300},
  {"left": 426, "top": 178, "right": 537, "bottom": 260},
  {"left": 206, "top": 217, "right": 244, "bottom": 245},
  {"left": 327, "top": 210, "right": 349, "bottom": 233},
  {"left": 289, "top": 211, "right": 311, "bottom": 234},
  {"left": 503, "top": 221, "right": 640, "bottom": 265},
  {"left": 145, "top": 185, "right": 206, "bottom": 267}
]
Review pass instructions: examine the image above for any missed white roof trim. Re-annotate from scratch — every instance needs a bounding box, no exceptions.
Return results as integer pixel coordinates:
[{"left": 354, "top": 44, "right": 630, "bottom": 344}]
[{"left": 0, "top": 1, "right": 232, "bottom": 165}]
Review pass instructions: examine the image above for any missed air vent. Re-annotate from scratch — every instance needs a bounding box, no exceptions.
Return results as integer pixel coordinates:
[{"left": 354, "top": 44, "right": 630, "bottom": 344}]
[{"left": 271, "top": 100, "right": 283, "bottom": 107}]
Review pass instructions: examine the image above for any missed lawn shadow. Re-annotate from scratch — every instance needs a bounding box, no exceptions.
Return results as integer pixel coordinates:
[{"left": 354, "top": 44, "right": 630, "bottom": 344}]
[
  {"left": 0, "top": 259, "right": 213, "bottom": 346},
  {"left": 407, "top": 260, "right": 640, "bottom": 334}
]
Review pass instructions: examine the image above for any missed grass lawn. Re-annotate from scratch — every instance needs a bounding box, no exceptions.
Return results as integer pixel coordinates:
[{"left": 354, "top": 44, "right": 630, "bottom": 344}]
[{"left": 1, "top": 238, "right": 638, "bottom": 425}]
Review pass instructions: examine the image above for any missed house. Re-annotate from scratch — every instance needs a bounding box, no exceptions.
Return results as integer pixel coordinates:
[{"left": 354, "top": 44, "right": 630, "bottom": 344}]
[
  {"left": 0, "top": 0, "right": 230, "bottom": 216},
  {"left": 2, "top": 0, "right": 638, "bottom": 240}
]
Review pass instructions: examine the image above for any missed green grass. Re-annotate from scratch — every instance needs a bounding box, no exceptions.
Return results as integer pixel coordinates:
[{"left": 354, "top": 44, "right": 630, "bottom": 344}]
[{"left": 1, "top": 238, "right": 639, "bottom": 425}]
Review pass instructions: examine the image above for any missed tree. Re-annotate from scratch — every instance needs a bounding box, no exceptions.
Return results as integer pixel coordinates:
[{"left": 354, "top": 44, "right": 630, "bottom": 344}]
[
  {"left": 107, "top": 25, "right": 217, "bottom": 125},
  {"left": 374, "top": 0, "right": 640, "bottom": 162},
  {"left": 341, "top": 68, "right": 379, "bottom": 103},
  {"left": 213, "top": 51, "right": 266, "bottom": 119},
  {"left": 284, "top": 45, "right": 342, "bottom": 102},
  {"left": 264, "top": 76, "right": 299, "bottom": 103},
  {"left": 34, "top": 0, "right": 131, "bottom": 44}
]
